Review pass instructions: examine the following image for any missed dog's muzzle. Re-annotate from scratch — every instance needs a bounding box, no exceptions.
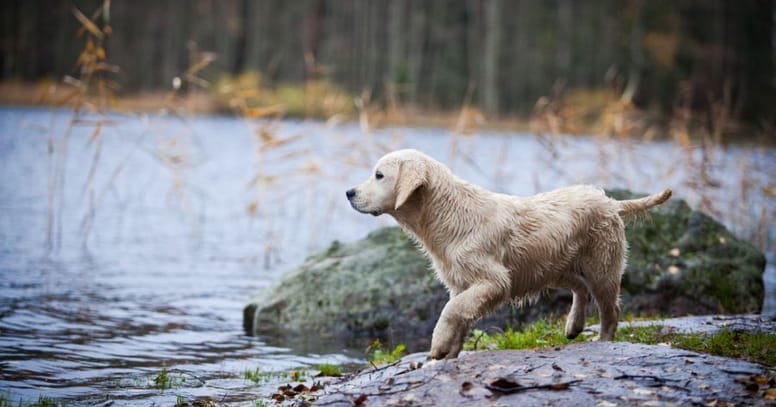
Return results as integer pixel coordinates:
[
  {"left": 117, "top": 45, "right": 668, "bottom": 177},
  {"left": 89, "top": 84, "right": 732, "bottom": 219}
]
[{"left": 346, "top": 188, "right": 380, "bottom": 216}]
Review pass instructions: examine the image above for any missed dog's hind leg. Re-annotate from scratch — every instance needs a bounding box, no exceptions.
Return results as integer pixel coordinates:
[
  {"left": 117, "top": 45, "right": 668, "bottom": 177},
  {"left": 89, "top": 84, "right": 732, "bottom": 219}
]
[
  {"left": 591, "top": 282, "right": 621, "bottom": 341},
  {"left": 587, "top": 252, "right": 625, "bottom": 341},
  {"left": 584, "top": 222, "right": 627, "bottom": 341},
  {"left": 562, "top": 275, "right": 591, "bottom": 339}
]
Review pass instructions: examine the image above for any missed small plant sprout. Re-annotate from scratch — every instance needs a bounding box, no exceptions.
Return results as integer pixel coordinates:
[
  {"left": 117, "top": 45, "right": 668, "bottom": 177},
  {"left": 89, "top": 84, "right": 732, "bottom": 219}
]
[
  {"left": 367, "top": 340, "right": 407, "bottom": 365},
  {"left": 315, "top": 363, "right": 342, "bottom": 377}
]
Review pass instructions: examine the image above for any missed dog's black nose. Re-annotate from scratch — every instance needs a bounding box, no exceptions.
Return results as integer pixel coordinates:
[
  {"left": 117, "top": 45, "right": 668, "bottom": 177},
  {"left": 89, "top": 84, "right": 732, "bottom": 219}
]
[{"left": 346, "top": 188, "right": 356, "bottom": 199}]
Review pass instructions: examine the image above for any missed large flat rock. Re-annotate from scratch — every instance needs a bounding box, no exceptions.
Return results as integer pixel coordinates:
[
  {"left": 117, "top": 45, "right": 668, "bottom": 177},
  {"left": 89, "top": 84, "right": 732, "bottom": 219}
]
[{"left": 314, "top": 342, "right": 775, "bottom": 406}]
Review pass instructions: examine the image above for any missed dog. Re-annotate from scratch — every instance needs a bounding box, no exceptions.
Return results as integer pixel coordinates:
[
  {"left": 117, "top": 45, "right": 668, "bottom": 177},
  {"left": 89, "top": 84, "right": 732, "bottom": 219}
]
[{"left": 346, "top": 149, "right": 671, "bottom": 359}]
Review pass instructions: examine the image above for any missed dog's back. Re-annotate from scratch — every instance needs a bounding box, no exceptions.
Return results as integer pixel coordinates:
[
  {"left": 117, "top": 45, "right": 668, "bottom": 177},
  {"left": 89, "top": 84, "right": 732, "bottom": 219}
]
[{"left": 501, "top": 185, "right": 626, "bottom": 298}]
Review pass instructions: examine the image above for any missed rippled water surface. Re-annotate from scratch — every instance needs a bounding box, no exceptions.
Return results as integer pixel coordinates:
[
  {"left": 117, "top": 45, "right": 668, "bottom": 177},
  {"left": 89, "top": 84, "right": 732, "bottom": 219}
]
[{"left": 0, "top": 107, "right": 773, "bottom": 405}]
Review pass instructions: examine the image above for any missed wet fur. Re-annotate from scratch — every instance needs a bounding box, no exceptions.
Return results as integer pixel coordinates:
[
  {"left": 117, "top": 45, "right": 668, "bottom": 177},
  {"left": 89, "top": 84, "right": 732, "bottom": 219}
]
[{"left": 347, "top": 149, "right": 672, "bottom": 359}]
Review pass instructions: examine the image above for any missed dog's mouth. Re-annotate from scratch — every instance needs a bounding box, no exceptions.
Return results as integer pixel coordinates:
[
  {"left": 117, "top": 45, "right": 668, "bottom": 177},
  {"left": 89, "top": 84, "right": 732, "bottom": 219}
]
[{"left": 349, "top": 200, "right": 382, "bottom": 217}]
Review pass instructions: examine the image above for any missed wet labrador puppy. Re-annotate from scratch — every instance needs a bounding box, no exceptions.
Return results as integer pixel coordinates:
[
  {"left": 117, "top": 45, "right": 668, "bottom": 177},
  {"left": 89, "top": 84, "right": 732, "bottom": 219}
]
[{"left": 346, "top": 149, "right": 671, "bottom": 359}]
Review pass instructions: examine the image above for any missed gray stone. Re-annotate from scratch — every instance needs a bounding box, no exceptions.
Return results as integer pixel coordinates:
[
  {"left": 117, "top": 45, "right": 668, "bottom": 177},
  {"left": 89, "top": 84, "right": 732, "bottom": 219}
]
[
  {"left": 600, "top": 313, "right": 776, "bottom": 336},
  {"left": 312, "top": 342, "right": 776, "bottom": 406},
  {"left": 243, "top": 190, "right": 766, "bottom": 346}
]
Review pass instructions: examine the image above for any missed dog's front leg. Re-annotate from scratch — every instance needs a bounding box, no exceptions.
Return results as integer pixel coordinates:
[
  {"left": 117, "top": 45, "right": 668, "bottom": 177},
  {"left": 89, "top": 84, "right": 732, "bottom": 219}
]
[{"left": 429, "top": 281, "right": 506, "bottom": 360}]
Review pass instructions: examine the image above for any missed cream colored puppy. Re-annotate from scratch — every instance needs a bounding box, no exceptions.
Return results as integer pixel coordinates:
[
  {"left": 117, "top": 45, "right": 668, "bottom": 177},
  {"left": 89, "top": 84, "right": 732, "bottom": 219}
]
[{"left": 346, "top": 149, "right": 671, "bottom": 359}]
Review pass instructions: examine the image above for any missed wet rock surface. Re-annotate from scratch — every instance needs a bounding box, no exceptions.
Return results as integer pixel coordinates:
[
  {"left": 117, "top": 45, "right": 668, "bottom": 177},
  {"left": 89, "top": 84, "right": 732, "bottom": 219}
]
[
  {"left": 610, "top": 313, "right": 776, "bottom": 335},
  {"left": 244, "top": 190, "right": 766, "bottom": 346},
  {"left": 314, "top": 342, "right": 776, "bottom": 406}
]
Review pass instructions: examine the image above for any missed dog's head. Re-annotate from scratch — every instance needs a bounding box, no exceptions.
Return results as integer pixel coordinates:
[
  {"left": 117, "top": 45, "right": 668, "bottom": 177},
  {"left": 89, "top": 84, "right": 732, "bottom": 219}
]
[{"left": 346, "top": 149, "right": 429, "bottom": 216}]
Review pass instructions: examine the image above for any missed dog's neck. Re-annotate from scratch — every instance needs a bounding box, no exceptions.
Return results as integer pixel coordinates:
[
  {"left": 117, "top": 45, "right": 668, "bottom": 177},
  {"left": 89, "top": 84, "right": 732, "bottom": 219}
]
[{"left": 390, "top": 166, "right": 490, "bottom": 268}]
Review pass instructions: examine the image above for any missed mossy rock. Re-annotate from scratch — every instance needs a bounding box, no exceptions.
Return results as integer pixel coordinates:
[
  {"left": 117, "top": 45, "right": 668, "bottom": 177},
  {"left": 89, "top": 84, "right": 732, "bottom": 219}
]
[
  {"left": 243, "top": 227, "right": 445, "bottom": 347},
  {"left": 606, "top": 189, "right": 765, "bottom": 315},
  {"left": 244, "top": 190, "right": 765, "bottom": 348}
]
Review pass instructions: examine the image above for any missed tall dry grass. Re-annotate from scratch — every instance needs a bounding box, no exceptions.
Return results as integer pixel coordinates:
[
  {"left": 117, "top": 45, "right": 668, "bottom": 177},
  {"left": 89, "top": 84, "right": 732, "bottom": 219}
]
[
  {"left": 36, "top": 2, "right": 773, "bottom": 261},
  {"left": 42, "top": 0, "right": 118, "bottom": 252},
  {"left": 530, "top": 86, "right": 775, "bottom": 255}
]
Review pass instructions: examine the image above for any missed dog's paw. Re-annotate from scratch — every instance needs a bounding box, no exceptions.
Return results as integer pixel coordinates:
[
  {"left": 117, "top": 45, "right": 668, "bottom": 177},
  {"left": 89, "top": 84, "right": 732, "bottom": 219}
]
[
  {"left": 427, "top": 349, "right": 448, "bottom": 361},
  {"left": 429, "top": 320, "right": 465, "bottom": 360}
]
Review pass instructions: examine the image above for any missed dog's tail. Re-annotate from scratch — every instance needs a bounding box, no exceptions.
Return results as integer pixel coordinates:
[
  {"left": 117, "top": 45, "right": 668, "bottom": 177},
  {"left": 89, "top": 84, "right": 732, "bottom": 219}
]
[{"left": 617, "top": 188, "right": 672, "bottom": 219}]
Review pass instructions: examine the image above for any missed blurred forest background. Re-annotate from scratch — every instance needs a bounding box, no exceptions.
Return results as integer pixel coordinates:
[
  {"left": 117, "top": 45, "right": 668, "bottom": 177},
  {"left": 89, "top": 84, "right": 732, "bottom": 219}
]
[{"left": 1, "top": 0, "right": 775, "bottom": 138}]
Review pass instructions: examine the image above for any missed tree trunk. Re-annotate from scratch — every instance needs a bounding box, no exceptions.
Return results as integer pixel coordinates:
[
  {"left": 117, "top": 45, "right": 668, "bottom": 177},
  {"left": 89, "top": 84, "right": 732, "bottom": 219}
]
[{"left": 482, "top": 0, "right": 501, "bottom": 114}]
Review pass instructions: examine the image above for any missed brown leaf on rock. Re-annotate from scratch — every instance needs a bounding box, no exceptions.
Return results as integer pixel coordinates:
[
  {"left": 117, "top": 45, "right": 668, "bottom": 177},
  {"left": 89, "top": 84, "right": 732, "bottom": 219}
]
[
  {"left": 487, "top": 377, "right": 522, "bottom": 393},
  {"left": 764, "top": 388, "right": 776, "bottom": 400},
  {"left": 753, "top": 375, "right": 769, "bottom": 385},
  {"left": 550, "top": 382, "right": 571, "bottom": 391}
]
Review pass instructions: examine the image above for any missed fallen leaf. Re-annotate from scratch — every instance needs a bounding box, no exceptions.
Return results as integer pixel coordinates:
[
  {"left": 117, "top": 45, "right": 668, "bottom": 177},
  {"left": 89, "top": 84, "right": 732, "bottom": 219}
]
[
  {"left": 550, "top": 382, "right": 570, "bottom": 391},
  {"left": 487, "top": 377, "right": 522, "bottom": 393},
  {"left": 293, "top": 383, "right": 309, "bottom": 392},
  {"left": 754, "top": 375, "right": 769, "bottom": 385},
  {"left": 764, "top": 388, "right": 776, "bottom": 400},
  {"left": 352, "top": 394, "right": 368, "bottom": 405}
]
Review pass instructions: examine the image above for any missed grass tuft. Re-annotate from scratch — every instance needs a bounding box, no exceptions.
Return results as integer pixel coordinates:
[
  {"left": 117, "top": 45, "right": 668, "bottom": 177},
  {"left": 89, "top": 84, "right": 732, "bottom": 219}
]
[
  {"left": 465, "top": 319, "right": 586, "bottom": 352},
  {"left": 315, "top": 363, "right": 342, "bottom": 377},
  {"left": 0, "top": 394, "right": 60, "bottom": 407},
  {"left": 366, "top": 340, "right": 406, "bottom": 365}
]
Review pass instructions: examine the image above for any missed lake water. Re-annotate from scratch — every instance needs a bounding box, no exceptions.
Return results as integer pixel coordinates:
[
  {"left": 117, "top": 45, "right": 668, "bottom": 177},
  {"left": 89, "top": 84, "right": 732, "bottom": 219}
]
[{"left": 0, "top": 107, "right": 773, "bottom": 405}]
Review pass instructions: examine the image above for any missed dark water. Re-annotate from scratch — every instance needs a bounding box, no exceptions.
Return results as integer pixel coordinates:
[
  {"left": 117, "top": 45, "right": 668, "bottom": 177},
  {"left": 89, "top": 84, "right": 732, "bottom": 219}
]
[{"left": 0, "top": 107, "right": 773, "bottom": 405}]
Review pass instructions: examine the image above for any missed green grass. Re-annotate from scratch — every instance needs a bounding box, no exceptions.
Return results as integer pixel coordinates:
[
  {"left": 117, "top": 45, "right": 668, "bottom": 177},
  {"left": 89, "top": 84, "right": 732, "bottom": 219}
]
[
  {"left": 366, "top": 340, "right": 407, "bottom": 365},
  {"left": 244, "top": 367, "right": 309, "bottom": 384},
  {"left": 315, "top": 363, "right": 342, "bottom": 377},
  {"left": 464, "top": 318, "right": 776, "bottom": 366},
  {"left": 152, "top": 366, "right": 188, "bottom": 391},
  {"left": 465, "top": 319, "right": 586, "bottom": 351}
]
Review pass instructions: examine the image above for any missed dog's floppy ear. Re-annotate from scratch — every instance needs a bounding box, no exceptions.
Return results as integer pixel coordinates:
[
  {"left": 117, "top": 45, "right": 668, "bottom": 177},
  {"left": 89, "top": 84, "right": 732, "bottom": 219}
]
[{"left": 394, "top": 159, "right": 427, "bottom": 210}]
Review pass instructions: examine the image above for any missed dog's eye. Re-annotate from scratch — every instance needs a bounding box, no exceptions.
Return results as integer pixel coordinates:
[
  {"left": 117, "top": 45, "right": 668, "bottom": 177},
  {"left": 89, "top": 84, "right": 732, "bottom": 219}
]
[{"left": 375, "top": 171, "right": 384, "bottom": 180}]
